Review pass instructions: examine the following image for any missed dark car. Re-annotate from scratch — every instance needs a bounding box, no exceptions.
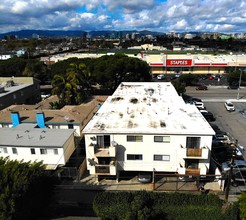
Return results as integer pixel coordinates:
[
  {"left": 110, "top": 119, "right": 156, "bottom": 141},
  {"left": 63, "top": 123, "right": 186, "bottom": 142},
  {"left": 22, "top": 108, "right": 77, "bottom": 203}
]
[
  {"left": 201, "top": 111, "right": 215, "bottom": 121},
  {"left": 196, "top": 85, "right": 208, "bottom": 90}
]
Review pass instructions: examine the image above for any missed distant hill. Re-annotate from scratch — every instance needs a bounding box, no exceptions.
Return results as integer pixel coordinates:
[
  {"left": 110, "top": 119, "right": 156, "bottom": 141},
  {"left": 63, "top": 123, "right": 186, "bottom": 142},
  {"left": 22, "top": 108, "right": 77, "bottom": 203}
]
[{"left": 0, "top": 29, "right": 164, "bottom": 39}]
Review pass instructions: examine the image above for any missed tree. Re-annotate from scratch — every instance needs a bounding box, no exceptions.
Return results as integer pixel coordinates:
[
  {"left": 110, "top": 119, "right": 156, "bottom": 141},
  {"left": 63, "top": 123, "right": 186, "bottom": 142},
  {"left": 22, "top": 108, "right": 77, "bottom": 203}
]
[
  {"left": 179, "top": 74, "right": 199, "bottom": 86},
  {"left": 51, "top": 62, "right": 91, "bottom": 106},
  {"left": 171, "top": 79, "right": 186, "bottom": 95},
  {"left": 22, "top": 59, "right": 49, "bottom": 82},
  {"left": 0, "top": 58, "right": 27, "bottom": 77},
  {"left": 227, "top": 70, "right": 246, "bottom": 86},
  {"left": 0, "top": 157, "right": 57, "bottom": 220},
  {"left": 91, "top": 54, "right": 151, "bottom": 91}
]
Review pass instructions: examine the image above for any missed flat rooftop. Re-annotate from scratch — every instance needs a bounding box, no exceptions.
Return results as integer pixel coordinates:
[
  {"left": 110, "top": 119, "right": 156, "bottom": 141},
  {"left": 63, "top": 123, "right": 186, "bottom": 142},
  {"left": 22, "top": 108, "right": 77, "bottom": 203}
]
[
  {"left": 83, "top": 82, "right": 215, "bottom": 135},
  {"left": 0, "top": 124, "right": 74, "bottom": 147}
]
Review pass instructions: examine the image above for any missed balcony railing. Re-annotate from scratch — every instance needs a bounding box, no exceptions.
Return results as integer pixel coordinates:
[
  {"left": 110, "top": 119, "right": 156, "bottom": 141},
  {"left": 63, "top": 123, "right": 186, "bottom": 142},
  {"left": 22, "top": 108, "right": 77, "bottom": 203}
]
[
  {"left": 95, "top": 165, "right": 110, "bottom": 174},
  {"left": 186, "top": 148, "right": 202, "bottom": 157},
  {"left": 88, "top": 143, "right": 116, "bottom": 157},
  {"left": 180, "top": 145, "right": 209, "bottom": 159},
  {"left": 95, "top": 164, "right": 116, "bottom": 175},
  {"left": 185, "top": 168, "right": 200, "bottom": 175}
]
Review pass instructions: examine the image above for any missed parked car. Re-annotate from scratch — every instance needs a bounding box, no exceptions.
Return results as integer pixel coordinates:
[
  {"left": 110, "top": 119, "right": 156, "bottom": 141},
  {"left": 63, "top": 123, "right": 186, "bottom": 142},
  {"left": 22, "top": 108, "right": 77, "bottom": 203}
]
[
  {"left": 191, "top": 101, "right": 205, "bottom": 110},
  {"left": 41, "top": 92, "right": 51, "bottom": 100},
  {"left": 221, "top": 160, "right": 246, "bottom": 185},
  {"left": 196, "top": 85, "right": 208, "bottom": 90},
  {"left": 157, "top": 74, "right": 165, "bottom": 80},
  {"left": 212, "top": 134, "right": 230, "bottom": 144},
  {"left": 201, "top": 111, "right": 215, "bottom": 121},
  {"left": 224, "top": 101, "right": 235, "bottom": 112},
  {"left": 138, "top": 173, "right": 152, "bottom": 183},
  {"left": 200, "top": 109, "right": 208, "bottom": 113}
]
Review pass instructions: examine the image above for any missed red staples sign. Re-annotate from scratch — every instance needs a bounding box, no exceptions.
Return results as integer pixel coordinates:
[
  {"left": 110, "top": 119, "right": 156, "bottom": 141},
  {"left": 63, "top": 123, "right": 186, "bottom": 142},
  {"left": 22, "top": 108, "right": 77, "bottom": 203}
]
[{"left": 166, "top": 59, "right": 192, "bottom": 66}]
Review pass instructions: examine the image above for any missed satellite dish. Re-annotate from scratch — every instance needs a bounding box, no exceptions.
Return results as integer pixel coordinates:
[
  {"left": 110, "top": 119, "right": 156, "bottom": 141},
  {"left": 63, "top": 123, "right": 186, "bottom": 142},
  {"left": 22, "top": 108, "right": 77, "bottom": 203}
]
[
  {"left": 88, "top": 158, "right": 97, "bottom": 166},
  {"left": 111, "top": 141, "right": 118, "bottom": 147},
  {"left": 64, "top": 116, "right": 69, "bottom": 121}
]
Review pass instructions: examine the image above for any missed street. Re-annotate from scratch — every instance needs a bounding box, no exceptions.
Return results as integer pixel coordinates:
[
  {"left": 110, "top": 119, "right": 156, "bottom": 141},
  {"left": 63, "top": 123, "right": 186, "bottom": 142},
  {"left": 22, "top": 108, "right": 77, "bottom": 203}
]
[{"left": 186, "top": 86, "right": 246, "bottom": 157}]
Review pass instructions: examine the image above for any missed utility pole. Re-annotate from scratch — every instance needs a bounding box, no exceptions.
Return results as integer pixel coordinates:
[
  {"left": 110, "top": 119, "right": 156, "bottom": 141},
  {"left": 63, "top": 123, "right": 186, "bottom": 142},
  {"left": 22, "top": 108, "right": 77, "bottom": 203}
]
[
  {"left": 237, "top": 69, "right": 242, "bottom": 100},
  {"left": 225, "top": 152, "right": 236, "bottom": 202}
]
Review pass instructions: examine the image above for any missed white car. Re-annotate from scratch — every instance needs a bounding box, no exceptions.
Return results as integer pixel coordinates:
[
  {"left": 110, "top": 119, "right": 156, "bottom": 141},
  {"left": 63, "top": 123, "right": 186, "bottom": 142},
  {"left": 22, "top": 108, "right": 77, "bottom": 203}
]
[
  {"left": 157, "top": 74, "right": 165, "bottom": 80},
  {"left": 224, "top": 101, "right": 235, "bottom": 112}
]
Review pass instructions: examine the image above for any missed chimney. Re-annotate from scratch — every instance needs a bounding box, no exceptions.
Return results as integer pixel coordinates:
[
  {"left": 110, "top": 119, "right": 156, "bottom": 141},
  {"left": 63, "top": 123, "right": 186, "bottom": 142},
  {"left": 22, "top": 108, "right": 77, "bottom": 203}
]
[
  {"left": 98, "top": 103, "right": 101, "bottom": 110},
  {"left": 36, "top": 112, "right": 45, "bottom": 128},
  {"left": 11, "top": 112, "right": 20, "bottom": 127}
]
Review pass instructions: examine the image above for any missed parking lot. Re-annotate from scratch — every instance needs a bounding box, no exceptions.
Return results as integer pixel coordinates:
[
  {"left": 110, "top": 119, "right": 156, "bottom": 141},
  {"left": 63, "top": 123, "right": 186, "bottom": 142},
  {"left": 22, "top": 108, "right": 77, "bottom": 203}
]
[{"left": 186, "top": 87, "right": 246, "bottom": 193}]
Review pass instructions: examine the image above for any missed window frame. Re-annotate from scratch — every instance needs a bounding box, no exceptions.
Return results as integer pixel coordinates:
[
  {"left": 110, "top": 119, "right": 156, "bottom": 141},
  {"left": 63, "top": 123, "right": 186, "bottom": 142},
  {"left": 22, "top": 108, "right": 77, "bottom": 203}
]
[
  {"left": 186, "top": 137, "right": 201, "bottom": 149},
  {"left": 127, "top": 154, "right": 143, "bottom": 160},
  {"left": 127, "top": 135, "right": 143, "bottom": 142},
  {"left": 30, "top": 148, "right": 36, "bottom": 155},
  {"left": 154, "top": 155, "right": 170, "bottom": 161},
  {"left": 12, "top": 147, "right": 17, "bottom": 154},
  {"left": 154, "top": 136, "right": 170, "bottom": 143},
  {"left": 40, "top": 148, "right": 47, "bottom": 155}
]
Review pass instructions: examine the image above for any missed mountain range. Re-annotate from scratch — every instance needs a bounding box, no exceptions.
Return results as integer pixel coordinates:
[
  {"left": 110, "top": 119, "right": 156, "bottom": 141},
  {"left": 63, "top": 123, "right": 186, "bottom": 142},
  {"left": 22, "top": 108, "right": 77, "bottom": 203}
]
[{"left": 0, "top": 29, "right": 165, "bottom": 39}]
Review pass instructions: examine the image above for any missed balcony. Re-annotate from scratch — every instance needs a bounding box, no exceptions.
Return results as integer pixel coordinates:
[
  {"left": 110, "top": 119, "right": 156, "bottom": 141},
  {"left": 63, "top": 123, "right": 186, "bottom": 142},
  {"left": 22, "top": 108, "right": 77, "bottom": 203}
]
[
  {"left": 95, "top": 146, "right": 116, "bottom": 157},
  {"left": 180, "top": 145, "right": 209, "bottom": 159},
  {"left": 185, "top": 168, "right": 200, "bottom": 176},
  {"left": 187, "top": 148, "right": 202, "bottom": 157},
  {"left": 95, "top": 164, "right": 116, "bottom": 175},
  {"left": 88, "top": 143, "right": 116, "bottom": 157}
]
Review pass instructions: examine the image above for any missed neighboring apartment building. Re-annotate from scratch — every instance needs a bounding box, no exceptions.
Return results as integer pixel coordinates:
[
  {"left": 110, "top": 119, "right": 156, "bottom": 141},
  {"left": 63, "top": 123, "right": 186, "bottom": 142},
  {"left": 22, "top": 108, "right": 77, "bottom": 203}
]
[
  {"left": 0, "top": 77, "right": 41, "bottom": 110},
  {"left": 0, "top": 96, "right": 107, "bottom": 136},
  {"left": 0, "top": 122, "right": 75, "bottom": 170},
  {"left": 83, "top": 82, "right": 215, "bottom": 179},
  {"left": 0, "top": 96, "right": 107, "bottom": 171}
]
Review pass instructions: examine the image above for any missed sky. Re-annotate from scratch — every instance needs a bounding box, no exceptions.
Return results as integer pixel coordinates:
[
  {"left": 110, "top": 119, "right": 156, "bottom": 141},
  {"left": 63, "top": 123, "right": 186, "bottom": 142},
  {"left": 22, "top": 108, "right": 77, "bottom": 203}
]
[{"left": 0, "top": 0, "right": 245, "bottom": 34}]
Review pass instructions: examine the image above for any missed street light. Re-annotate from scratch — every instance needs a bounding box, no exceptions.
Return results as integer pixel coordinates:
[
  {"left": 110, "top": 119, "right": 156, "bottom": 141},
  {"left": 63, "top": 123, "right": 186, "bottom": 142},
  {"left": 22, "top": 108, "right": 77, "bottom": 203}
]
[{"left": 237, "top": 69, "right": 242, "bottom": 100}]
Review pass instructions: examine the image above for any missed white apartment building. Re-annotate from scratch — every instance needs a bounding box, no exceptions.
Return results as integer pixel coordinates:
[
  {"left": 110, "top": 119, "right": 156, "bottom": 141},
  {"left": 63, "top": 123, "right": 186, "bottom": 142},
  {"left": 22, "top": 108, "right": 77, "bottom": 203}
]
[
  {"left": 0, "top": 123, "right": 75, "bottom": 170},
  {"left": 83, "top": 82, "right": 215, "bottom": 179}
]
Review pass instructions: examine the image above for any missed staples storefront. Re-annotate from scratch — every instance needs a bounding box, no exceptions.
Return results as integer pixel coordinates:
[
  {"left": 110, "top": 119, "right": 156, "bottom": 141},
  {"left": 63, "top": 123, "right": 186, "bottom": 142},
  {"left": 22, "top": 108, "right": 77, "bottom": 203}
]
[
  {"left": 166, "top": 59, "right": 193, "bottom": 74},
  {"left": 148, "top": 55, "right": 229, "bottom": 75}
]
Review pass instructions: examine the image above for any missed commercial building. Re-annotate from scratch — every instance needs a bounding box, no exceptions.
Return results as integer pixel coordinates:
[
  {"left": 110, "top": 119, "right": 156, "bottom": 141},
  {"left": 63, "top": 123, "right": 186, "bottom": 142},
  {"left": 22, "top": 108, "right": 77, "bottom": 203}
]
[
  {"left": 145, "top": 54, "right": 246, "bottom": 75},
  {"left": 42, "top": 53, "right": 246, "bottom": 76},
  {"left": 83, "top": 82, "right": 215, "bottom": 179}
]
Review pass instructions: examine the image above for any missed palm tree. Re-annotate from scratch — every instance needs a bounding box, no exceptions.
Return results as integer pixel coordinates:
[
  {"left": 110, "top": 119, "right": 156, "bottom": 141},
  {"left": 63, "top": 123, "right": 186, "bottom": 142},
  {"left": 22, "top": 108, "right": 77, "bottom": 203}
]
[{"left": 51, "top": 62, "right": 92, "bottom": 106}]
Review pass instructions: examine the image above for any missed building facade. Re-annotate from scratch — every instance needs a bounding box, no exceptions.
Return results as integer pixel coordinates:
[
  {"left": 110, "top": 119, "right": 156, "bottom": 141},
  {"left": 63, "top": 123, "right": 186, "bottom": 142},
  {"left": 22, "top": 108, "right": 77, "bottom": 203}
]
[
  {"left": 0, "top": 77, "right": 41, "bottom": 110},
  {"left": 0, "top": 123, "right": 75, "bottom": 170},
  {"left": 83, "top": 82, "right": 215, "bottom": 179}
]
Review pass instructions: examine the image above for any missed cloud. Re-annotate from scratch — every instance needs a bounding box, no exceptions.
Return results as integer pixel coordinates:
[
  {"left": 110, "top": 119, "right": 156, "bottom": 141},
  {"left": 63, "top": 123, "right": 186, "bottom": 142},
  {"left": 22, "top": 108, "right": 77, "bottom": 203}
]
[{"left": 0, "top": 0, "right": 245, "bottom": 34}]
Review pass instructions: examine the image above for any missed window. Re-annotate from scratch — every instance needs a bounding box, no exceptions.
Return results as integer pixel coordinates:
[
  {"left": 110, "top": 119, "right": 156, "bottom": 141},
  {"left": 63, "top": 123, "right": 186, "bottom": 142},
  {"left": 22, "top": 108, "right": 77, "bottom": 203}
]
[
  {"left": 97, "top": 135, "right": 110, "bottom": 147},
  {"left": 127, "top": 135, "right": 143, "bottom": 142},
  {"left": 13, "top": 94, "right": 16, "bottom": 99},
  {"left": 54, "top": 149, "right": 58, "bottom": 155},
  {"left": 52, "top": 125, "right": 60, "bottom": 129},
  {"left": 127, "top": 154, "right": 143, "bottom": 160},
  {"left": 30, "top": 148, "right": 35, "bottom": 154},
  {"left": 12, "top": 148, "right": 17, "bottom": 154},
  {"left": 2, "top": 124, "right": 9, "bottom": 128},
  {"left": 40, "top": 149, "right": 47, "bottom": 155},
  {"left": 154, "top": 136, "right": 170, "bottom": 143},
  {"left": 185, "top": 159, "right": 199, "bottom": 169},
  {"left": 68, "top": 124, "right": 74, "bottom": 129},
  {"left": 154, "top": 155, "right": 170, "bottom": 161},
  {"left": 3, "top": 148, "right": 8, "bottom": 154},
  {"left": 186, "top": 137, "right": 201, "bottom": 149}
]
